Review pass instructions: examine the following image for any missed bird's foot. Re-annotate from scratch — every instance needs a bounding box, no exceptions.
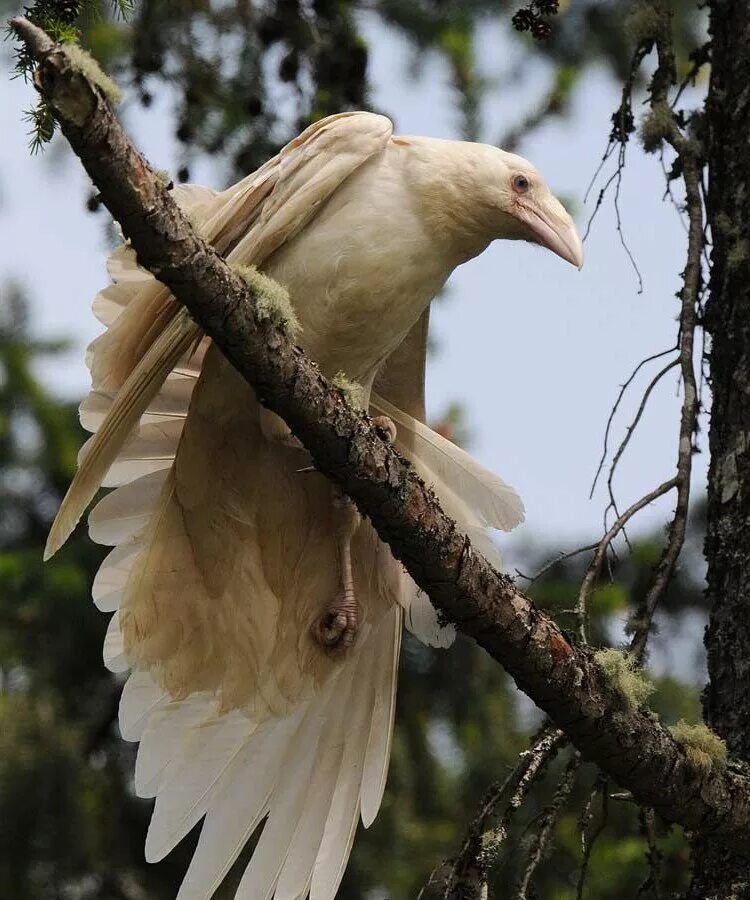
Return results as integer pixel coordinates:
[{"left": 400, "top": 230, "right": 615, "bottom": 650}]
[
  {"left": 371, "top": 415, "right": 397, "bottom": 444},
  {"left": 312, "top": 596, "right": 358, "bottom": 651}
]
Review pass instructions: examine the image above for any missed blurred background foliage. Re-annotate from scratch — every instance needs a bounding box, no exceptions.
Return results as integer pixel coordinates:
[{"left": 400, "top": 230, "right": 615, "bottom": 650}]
[{"left": 0, "top": 0, "right": 708, "bottom": 897}]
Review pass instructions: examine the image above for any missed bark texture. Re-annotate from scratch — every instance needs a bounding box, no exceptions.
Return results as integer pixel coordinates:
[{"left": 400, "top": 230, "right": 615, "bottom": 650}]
[
  {"left": 10, "top": 16, "right": 750, "bottom": 855},
  {"left": 689, "top": 1, "right": 750, "bottom": 895}
]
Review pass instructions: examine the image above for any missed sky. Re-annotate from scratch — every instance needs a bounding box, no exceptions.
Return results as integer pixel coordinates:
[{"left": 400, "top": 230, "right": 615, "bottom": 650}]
[{"left": 0, "top": 15, "right": 708, "bottom": 559}]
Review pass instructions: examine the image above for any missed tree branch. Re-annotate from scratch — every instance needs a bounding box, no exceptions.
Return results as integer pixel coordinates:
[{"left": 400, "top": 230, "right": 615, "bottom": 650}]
[{"left": 11, "top": 15, "right": 750, "bottom": 851}]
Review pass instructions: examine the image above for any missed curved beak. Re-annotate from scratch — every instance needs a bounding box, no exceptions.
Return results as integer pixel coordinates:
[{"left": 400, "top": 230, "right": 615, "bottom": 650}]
[{"left": 515, "top": 201, "right": 584, "bottom": 269}]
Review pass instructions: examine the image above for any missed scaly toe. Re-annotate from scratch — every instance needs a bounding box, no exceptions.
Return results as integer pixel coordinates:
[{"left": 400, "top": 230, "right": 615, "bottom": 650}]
[
  {"left": 371, "top": 415, "right": 397, "bottom": 444},
  {"left": 312, "top": 609, "right": 357, "bottom": 650}
]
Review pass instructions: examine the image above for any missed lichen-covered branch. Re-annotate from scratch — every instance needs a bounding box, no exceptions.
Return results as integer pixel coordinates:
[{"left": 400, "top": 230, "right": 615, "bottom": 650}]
[{"left": 10, "top": 15, "right": 750, "bottom": 852}]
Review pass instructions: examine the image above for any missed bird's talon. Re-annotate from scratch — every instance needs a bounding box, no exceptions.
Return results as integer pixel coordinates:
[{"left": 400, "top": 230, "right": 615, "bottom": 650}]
[
  {"left": 312, "top": 607, "right": 358, "bottom": 650},
  {"left": 372, "top": 415, "right": 397, "bottom": 444}
]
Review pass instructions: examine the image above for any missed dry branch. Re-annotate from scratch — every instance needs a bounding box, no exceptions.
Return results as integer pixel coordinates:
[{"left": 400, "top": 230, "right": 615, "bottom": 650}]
[
  {"left": 420, "top": 726, "right": 566, "bottom": 899},
  {"left": 10, "top": 15, "right": 750, "bottom": 852}
]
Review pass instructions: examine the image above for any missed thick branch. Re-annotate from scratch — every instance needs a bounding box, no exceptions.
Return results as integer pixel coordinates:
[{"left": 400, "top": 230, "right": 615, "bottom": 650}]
[{"left": 11, "top": 16, "right": 750, "bottom": 850}]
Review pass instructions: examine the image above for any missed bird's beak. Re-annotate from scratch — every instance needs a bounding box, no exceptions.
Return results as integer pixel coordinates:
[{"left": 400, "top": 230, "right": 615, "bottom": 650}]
[{"left": 515, "top": 201, "right": 584, "bottom": 269}]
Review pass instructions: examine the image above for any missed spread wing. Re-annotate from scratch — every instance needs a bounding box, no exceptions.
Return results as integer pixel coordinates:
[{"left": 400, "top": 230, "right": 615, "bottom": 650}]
[
  {"left": 46, "top": 111, "right": 394, "bottom": 557},
  {"left": 371, "top": 307, "right": 524, "bottom": 647}
]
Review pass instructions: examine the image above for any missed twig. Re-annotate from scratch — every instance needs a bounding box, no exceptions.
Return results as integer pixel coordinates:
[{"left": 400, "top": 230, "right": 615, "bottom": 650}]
[
  {"left": 514, "top": 755, "right": 580, "bottom": 900},
  {"left": 636, "top": 808, "right": 664, "bottom": 900},
  {"left": 515, "top": 542, "right": 599, "bottom": 586},
  {"left": 628, "top": 27, "right": 703, "bottom": 664},
  {"left": 576, "top": 777, "right": 609, "bottom": 900},
  {"left": 420, "top": 726, "right": 566, "bottom": 900},
  {"left": 604, "top": 357, "right": 680, "bottom": 524},
  {"left": 575, "top": 477, "right": 679, "bottom": 643},
  {"left": 589, "top": 345, "right": 679, "bottom": 500}
]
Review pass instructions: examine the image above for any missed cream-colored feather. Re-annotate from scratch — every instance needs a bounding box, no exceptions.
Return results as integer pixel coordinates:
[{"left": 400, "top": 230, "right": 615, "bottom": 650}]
[
  {"left": 45, "top": 311, "right": 200, "bottom": 559},
  {"left": 103, "top": 612, "right": 128, "bottom": 672},
  {"left": 174, "top": 711, "right": 305, "bottom": 900},
  {"left": 145, "top": 711, "right": 253, "bottom": 863},
  {"left": 91, "top": 540, "right": 142, "bottom": 611},
  {"left": 360, "top": 606, "right": 402, "bottom": 827},
  {"left": 309, "top": 634, "right": 378, "bottom": 900},
  {"left": 118, "top": 669, "right": 167, "bottom": 741},
  {"left": 371, "top": 392, "right": 524, "bottom": 533},
  {"left": 135, "top": 695, "right": 216, "bottom": 798}
]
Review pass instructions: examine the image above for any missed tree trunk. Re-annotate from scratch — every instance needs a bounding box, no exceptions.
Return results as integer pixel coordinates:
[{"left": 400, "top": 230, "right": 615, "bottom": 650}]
[{"left": 689, "top": 2, "right": 750, "bottom": 896}]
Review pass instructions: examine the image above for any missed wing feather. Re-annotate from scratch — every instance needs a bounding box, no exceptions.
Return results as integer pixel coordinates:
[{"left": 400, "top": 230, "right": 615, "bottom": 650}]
[
  {"left": 371, "top": 393, "right": 524, "bottom": 533},
  {"left": 173, "top": 710, "right": 304, "bottom": 900},
  {"left": 119, "top": 670, "right": 167, "bottom": 741},
  {"left": 145, "top": 711, "right": 253, "bottom": 862},
  {"left": 360, "top": 607, "right": 402, "bottom": 827}
]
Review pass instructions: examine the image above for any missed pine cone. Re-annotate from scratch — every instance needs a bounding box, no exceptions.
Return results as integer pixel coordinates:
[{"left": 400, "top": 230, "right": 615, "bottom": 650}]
[
  {"left": 531, "top": 18, "right": 552, "bottom": 40},
  {"left": 511, "top": 8, "right": 535, "bottom": 32},
  {"left": 534, "top": 0, "right": 559, "bottom": 15}
]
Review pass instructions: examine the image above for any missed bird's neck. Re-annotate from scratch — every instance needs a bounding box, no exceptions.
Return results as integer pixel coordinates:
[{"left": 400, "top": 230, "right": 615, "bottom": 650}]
[{"left": 399, "top": 137, "right": 499, "bottom": 263}]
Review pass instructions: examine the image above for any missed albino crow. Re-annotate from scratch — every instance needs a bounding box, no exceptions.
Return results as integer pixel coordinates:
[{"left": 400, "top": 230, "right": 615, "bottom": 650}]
[{"left": 46, "top": 111, "right": 582, "bottom": 900}]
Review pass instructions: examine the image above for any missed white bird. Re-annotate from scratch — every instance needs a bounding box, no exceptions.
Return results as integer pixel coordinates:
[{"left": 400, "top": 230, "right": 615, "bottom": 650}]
[{"left": 46, "top": 111, "right": 582, "bottom": 900}]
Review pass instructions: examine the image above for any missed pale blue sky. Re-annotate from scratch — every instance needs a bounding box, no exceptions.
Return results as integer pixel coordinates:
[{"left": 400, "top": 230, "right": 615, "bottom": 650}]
[{"left": 0, "top": 15, "right": 707, "bottom": 555}]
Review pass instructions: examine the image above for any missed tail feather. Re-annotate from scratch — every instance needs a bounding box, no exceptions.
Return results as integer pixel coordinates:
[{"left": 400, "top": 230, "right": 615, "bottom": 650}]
[
  {"left": 123, "top": 609, "right": 401, "bottom": 900},
  {"left": 308, "top": 639, "right": 377, "bottom": 900},
  {"left": 273, "top": 741, "right": 345, "bottom": 900},
  {"left": 232, "top": 691, "right": 334, "bottom": 900}
]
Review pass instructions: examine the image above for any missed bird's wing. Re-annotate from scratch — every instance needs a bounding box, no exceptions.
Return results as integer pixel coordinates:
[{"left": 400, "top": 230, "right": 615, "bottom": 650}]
[
  {"left": 63, "top": 111, "right": 403, "bottom": 900},
  {"left": 373, "top": 307, "right": 430, "bottom": 421},
  {"left": 46, "top": 111, "right": 394, "bottom": 557},
  {"left": 371, "top": 308, "right": 524, "bottom": 647}
]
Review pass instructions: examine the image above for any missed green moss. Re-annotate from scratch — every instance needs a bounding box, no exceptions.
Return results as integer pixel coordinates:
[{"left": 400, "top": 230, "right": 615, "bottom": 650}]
[
  {"left": 65, "top": 44, "right": 122, "bottom": 105},
  {"left": 154, "top": 168, "right": 173, "bottom": 189},
  {"left": 670, "top": 720, "right": 727, "bottom": 773},
  {"left": 625, "top": 1, "right": 668, "bottom": 46},
  {"left": 639, "top": 101, "right": 674, "bottom": 153},
  {"left": 332, "top": 372, "right": 366, "bottom": 410},
  {"left": 232, "top": 265, "right": 301, "bottom": 339},
  {"left": 594, "top": 648, "right": 654, "bottom": 709}
]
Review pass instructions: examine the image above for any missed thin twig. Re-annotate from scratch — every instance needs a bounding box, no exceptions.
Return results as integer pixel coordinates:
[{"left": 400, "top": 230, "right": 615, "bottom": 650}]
[
  {"left": 514, "top": 755, "right": 580, "bottom": 900},
  {"left": 576, "top": 777, "right": 609, "bottom": 900},
  {"left": 420, "top": 727, "right": 566, "bottom": 899},
  {"left": 514, "top": 543, "right": 599, "bottom": 586},
  {"left": 589, "top": 345, "right": 679, "bottom": 499},
  {"left": 636, "top": 807, "right": 665, "bottom": 900},
  {"left": 628, "top": 30, "right": 703, "bottom": 663},
  {"left": 605, "top": 357, "right": 680, "bottom": 521},
  {"left": 576, "top": 478, "right": 679, "bottom": 643}
]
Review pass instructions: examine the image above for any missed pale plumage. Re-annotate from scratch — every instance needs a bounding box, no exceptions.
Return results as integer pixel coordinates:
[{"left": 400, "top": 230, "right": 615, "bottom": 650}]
[{"left": 47, "top": 111, "right": 582, "bottom": 899}]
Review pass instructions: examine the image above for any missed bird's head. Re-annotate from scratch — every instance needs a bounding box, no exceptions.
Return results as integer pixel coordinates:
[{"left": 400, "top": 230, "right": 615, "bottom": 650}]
[
  {"left": 478, "top": 147, "right": 584, "bottom": 269},
  {"left": 402, "top": 136, "right": 583, "bottom": 268}
]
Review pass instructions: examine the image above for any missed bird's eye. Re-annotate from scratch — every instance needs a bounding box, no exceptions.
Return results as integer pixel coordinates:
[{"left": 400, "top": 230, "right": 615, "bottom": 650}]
[{"left": 512, "top": 174, "right": 530, "bottom": 193}]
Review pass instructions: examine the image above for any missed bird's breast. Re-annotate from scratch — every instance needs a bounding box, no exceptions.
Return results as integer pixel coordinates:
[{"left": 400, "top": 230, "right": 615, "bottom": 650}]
[{"left": 264, "top": 151, "right": 455, "bottom": 381}]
